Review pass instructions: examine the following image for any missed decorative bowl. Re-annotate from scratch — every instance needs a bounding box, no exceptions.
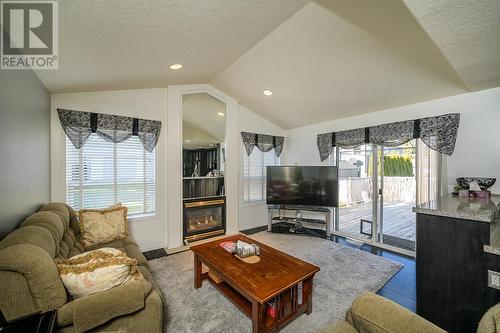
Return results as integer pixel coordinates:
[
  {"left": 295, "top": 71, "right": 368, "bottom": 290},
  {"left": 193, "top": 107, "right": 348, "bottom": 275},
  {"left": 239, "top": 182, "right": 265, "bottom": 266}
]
[{"left": 456, "top": 177, "right": 496, "bottom": 190}]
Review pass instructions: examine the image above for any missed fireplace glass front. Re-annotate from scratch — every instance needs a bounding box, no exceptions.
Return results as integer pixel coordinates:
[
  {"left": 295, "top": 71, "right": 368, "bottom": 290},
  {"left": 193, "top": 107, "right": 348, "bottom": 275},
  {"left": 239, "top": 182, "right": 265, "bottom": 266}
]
[{"left": 183, "top": 198, "right": 225, "bottom": 243}]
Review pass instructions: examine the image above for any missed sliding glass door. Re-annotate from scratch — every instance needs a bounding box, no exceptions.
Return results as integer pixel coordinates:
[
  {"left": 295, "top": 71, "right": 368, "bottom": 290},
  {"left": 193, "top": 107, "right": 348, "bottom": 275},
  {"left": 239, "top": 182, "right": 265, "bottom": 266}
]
[
  {"left": 333, "top": 139, "right": 439, "bottom": 254},
  {"left": 378, "top": 140, "right": 417, "bottom": 252},
  {"left": 335, "top": 145, "right": 376, "bottom": 240}
]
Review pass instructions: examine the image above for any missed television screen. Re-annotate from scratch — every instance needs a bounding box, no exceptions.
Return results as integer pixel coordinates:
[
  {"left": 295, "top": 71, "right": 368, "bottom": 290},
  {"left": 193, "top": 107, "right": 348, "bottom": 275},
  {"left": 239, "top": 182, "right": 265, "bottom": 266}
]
[{"left": 266, "top": 166, "right": 338, "bottom": 207}]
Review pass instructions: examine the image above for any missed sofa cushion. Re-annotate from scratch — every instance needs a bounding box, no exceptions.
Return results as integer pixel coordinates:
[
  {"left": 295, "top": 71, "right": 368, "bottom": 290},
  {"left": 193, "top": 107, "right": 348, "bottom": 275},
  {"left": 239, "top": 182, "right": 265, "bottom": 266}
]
[
  {"left": 39, "top": 203, "right": 71, "bottom": 229},
  {"left": 58, "top": 241, "right": 70, "bottom": 259},
  {"left": 56, "top": 248, "right": 139, "bottom": 298},
  {"left": 125, "top": 244, "right": 149, "bottom": 267},
  {"left": 56, "top": 229, "right": 84, "bottom": 260},
  {"left": 0, "top": 226, "right": 56, "bottom": 258},
  {"left": 21, "top": 211, "right": 66, "bottom": 245},
  {"left": 56, "top": 278, "right": 151, "bottom": 333},
  {"left": 56, "top": 285, "right": 162, "bottom": 333},
  {"left": 88, "top": 238, "right": 126, "bottom": 250},
  {"left": 55, "top": 229, "right": 85, "bottom": 260},
  {"left": 70, "top": 214, "right": 80, "bottom": 236},
  {"left": 88, "top": 236, "right": 148, "bottom": 267},
  {"left": 137, "top": 266, "right": 163, "bottom": 302},
  {"left": 79, "top": 206, "right": 129, "bottom": 249}
]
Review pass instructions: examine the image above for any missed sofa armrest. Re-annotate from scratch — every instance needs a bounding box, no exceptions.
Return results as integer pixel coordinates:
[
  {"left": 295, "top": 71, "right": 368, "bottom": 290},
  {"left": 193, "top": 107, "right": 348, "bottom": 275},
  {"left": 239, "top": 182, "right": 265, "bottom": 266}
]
[
  {"left": 57, "top": 279, "right": 152, "bottom": 333},
  {"left": 347, "top": 293, "right": 445, "bottom": 333},
  {"left": 0, "top": 245, "right": 67, "bottom": 321},
  {"left": 477, "top": 303, "right": 500, "bottom": 333}
]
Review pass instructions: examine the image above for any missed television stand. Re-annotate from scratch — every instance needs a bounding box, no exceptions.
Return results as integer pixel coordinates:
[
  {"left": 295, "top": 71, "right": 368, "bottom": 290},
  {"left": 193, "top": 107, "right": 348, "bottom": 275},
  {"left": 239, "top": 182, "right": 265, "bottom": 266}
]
[{"left": 267, "top": 205, "right": 333, "bottom": 239}]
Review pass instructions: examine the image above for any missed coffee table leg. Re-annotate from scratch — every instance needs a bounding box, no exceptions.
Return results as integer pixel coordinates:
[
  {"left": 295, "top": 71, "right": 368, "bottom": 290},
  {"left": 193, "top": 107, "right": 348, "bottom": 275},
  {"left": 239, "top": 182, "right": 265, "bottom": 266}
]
[
  {"left": 194, "top": 253, "right": 202, "bottom": 289},
  {"left": 251, "top": 300, "right": 263, "bottom": 333},
  {"left": 305, "top": 277, "right": 313, "bottom": 315}
]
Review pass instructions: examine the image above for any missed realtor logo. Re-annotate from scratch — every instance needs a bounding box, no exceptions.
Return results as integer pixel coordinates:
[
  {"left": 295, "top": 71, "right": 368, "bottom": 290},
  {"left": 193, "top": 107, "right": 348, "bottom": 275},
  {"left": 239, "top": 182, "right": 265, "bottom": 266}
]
[{"left": 1, "top": 0, "right": 58, "bottom": 69}]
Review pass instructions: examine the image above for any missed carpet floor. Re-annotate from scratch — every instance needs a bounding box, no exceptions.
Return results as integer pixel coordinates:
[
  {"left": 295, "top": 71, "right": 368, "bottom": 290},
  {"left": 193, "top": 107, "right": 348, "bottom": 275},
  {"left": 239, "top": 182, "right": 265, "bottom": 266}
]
[{"left": 149, "top": 232, "right": 403, "bottom": 333}]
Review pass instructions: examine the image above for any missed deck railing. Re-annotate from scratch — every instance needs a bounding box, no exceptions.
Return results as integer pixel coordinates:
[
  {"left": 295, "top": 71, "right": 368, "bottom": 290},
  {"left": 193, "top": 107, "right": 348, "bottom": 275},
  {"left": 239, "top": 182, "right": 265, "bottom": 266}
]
[{"left": 339, "top": 177, "right": 415, "bottom": 206}]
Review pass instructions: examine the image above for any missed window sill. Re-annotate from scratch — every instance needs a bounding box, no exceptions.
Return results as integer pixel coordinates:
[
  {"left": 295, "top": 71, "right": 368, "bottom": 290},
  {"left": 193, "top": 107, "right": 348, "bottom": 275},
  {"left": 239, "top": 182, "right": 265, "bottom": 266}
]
[{"left": 128, "top": 213, "right": 157, "bottom": 223}]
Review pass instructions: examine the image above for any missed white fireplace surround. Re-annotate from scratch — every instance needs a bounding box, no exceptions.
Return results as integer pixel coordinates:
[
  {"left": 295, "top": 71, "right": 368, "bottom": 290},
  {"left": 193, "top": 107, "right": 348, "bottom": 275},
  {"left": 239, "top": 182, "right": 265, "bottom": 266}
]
[{"left": 167, "top": 85, "right": 240, "bottom": 249}]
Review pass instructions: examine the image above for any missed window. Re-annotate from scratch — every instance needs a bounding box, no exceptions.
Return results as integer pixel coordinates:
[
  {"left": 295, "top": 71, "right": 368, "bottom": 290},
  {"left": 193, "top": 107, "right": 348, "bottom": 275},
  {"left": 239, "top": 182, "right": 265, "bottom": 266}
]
[
  {"left": 242, "top": 149, "right": 280, "bottom": 203},
  {"left": 66, "top": 133, "right": 155, "bottom": 216}
]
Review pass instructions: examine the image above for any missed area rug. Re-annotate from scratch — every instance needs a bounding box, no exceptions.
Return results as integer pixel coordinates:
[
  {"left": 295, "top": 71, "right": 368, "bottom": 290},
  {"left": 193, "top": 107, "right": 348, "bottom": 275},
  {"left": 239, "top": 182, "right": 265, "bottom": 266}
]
[{"left": 149, "top": 232, "right": 403, "bottom": 333}]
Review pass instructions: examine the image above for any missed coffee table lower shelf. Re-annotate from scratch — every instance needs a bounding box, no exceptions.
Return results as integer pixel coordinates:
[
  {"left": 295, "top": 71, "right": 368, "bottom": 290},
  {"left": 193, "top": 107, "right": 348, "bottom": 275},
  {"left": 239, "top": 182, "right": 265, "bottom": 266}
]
[{"left": 197, "top": 263, "right": 313, "bottom": 333}]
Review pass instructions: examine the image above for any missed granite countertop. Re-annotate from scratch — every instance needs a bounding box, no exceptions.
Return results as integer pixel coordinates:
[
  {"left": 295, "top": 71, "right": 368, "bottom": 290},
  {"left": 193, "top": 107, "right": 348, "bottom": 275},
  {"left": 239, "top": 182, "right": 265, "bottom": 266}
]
[
  {"left": 414, "top": 194, "right": 500, "bottom": 255},
  {"left": 413, "top": 194, "right": 500, "bottom": 223}
]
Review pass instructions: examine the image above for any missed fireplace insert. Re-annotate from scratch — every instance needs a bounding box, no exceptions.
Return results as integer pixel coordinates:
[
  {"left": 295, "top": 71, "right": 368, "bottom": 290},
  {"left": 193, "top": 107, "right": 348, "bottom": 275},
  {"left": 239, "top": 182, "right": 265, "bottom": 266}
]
[{"left": 183, "top": 196, "right": 225, "bottom": 243}]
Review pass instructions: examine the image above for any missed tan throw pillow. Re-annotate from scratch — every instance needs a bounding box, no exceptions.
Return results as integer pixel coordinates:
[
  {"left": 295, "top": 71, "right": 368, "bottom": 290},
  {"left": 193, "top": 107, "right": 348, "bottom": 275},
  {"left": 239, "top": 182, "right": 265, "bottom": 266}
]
[
  {"left": 79, "top": 206, "right": 128, "bottom": 249},
  {"left": 56, "top": 247, "right": 141, "bottom": 298}
]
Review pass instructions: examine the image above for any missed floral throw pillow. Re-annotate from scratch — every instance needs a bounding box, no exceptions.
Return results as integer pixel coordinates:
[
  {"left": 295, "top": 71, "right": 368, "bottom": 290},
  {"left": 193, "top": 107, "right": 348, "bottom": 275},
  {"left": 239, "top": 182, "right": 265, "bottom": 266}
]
[
  {"left": 79, "top": 206, "right": 128, "bottom": 249},
  {"left": 56, "top": 247, "right": 142, "bottom": 298}
]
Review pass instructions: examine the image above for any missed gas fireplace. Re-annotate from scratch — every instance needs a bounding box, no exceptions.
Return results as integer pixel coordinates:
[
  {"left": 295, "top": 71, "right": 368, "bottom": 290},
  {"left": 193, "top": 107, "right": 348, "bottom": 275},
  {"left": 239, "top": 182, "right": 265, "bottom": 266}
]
[{"left": 183, "top": 197, "right": 225, "bottom": 244}]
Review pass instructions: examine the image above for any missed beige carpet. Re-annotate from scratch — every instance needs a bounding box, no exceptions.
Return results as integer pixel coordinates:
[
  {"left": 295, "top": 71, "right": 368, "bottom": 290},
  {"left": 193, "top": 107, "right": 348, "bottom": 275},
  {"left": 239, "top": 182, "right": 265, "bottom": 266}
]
[{"left": 149, "top": 232, "right": 403, "bottom": 333}]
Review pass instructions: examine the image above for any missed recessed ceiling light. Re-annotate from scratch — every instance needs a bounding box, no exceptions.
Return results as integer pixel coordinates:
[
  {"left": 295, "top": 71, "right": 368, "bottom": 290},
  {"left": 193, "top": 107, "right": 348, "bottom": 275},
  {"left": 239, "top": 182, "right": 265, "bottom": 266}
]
[
  {"left": 209, "top": 144, "right": 215, "bottom": 147},
  {"left": 197, "top": 146, "right": 203, "bottom": 149},
  {"left": 217, "top": 112, "right": 225, "bottom": 117},
  {"left": 184, "top": 139, "right": 191, "bottom": 143},
  {"left": 263, "top": 89, "right": 273, "bottom": 96},
  {"left": 169, "top": 63, "right": 183, "bottom": 70}
]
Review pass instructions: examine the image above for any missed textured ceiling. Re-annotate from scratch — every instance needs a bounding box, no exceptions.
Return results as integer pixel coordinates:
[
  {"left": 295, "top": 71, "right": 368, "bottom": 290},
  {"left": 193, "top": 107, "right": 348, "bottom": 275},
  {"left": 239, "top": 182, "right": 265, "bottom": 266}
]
[
  {"left": 211, "top": 0, "right": 468, "bottom": 129},
  {"left": 29, "top": 0, "right": 500, "bottom": 129},
  {"left": 404, "top": 0, "right": 500, "bottom": 91},
  {"left": 35, "top": 0, "right": 307, "bottom": 93}
]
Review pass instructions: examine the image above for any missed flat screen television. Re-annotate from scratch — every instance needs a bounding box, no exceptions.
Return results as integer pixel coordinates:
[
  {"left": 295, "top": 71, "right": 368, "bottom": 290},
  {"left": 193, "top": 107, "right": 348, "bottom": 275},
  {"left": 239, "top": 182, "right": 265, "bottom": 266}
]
[{"left": 266, "top": 166, "right": 338, "bottom": 207}]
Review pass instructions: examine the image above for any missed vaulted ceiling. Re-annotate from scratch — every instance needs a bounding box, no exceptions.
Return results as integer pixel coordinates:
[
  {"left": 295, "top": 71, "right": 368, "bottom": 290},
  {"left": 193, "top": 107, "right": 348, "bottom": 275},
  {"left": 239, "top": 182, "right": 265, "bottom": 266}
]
[
  {"left": 211, "top": 0, "right": 470, "bottom": 129},
  {"left": 34, "top": 0, "right": 308, "bottom": 92},
  {"left": 32, "top": 0, "right": 500, "bottom": 129},
  {"left": 404, "top": 0, "right": 500, "bottom": 91}
]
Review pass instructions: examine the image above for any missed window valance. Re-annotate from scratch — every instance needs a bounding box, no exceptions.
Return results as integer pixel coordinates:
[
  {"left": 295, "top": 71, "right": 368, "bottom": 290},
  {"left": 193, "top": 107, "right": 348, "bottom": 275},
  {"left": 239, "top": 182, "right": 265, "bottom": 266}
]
[
  {"left": 58, "top": 109, "right": 161, "bottom": 153},
  {"left": 241, "top": 132, "right": 284, "bottom": 157},
  {"left": 317, "top": 113, "right": 460, "bottom": 161}
]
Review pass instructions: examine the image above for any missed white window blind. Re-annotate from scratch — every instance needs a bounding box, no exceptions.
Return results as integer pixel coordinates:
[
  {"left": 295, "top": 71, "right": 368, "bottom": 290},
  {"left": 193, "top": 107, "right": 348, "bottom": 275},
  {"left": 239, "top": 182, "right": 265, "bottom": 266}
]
[
  {"left": 242, "top": 149, "right": 280, "bottom": 203},
  {"left": 66, "top": 133, "right": 155, "bottom": 216}
]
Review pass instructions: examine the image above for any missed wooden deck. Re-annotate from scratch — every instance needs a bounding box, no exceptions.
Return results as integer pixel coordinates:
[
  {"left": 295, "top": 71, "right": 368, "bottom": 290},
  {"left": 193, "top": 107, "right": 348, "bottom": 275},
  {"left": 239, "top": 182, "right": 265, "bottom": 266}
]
[{"left": 338, "top": 201, "right": 416, "bottom": 243}]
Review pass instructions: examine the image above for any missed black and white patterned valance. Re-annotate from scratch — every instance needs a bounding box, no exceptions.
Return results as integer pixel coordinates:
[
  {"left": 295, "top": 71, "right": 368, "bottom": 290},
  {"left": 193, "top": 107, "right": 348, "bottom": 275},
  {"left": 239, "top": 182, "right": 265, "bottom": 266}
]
[
  {"left": 241, "top": 132, "right": 285, "bottom": 157},
  {"left": 58, "top": 109, "right": 161, "bottom": 153},
  {"left": 317, "top": 113, "right": 460, "bottom": 161}
]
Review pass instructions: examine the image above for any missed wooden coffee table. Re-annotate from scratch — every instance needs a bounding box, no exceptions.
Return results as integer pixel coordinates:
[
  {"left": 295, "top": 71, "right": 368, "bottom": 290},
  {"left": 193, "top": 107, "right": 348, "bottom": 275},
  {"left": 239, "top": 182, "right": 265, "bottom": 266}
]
[{"left": 191, "top": 234, "right": 320, "bottom": 333}]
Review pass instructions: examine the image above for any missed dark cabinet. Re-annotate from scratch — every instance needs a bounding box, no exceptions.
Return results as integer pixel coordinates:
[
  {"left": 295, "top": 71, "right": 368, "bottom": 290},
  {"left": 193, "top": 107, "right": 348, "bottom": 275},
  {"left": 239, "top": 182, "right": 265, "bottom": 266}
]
[{"left": 416, "top": 214, "right": 500, "bottom": 332}]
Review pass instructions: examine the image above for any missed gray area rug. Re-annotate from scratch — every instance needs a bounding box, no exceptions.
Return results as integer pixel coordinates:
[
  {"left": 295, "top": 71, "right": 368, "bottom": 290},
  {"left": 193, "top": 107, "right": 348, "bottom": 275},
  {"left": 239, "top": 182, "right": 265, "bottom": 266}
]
[{"left": 149, "top": 232, "right": 403, "bottom": 333}]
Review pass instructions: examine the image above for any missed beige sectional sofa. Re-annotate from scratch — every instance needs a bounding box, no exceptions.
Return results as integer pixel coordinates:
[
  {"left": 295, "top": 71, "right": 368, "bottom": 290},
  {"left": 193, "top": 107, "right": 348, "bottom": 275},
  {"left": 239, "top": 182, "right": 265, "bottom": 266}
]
[
  {"left": 319, "top": 292, "right": 500, "bottom": 333},
  {"left": 0, "top": 203, "right": 163, "bottom": 333}
]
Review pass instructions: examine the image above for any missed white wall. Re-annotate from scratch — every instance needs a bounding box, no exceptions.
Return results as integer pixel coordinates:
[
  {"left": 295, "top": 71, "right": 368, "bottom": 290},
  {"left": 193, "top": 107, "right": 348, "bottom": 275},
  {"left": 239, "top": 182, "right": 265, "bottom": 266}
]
[
  {"left": 238, "top": 105, "right": 287, "bottom": 231},
  {"left": 51, "top": 85, "right": 241, "bottom": 251},
  {"left": 50, "top": 85, "right": 499, "bottom": 248},
  {"left": 51, "top": 89, "right": 167, "bottom": 251},
  {"left": 285, "top": 87, "right": 500, "bottom": 194}
]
